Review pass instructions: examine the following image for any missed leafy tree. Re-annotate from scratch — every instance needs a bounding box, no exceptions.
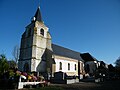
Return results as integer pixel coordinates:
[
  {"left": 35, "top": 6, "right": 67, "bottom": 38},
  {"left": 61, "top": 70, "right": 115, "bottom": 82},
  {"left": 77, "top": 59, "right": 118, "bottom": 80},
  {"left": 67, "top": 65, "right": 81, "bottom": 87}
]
[
  {"left": 0, "top": 54, "right": 9, "bottom": 76},
  {"left": 8, "top": 60, "right": 17, "bottom": 69},
  {"left": 115, "top": 57, "right": 120, "bottom": 68},
  {"left": 108, "top": 64, "right": 115, "bottom": 72},
  {"left": 114, "top": 57, "right": 120, "bottom": 76}
]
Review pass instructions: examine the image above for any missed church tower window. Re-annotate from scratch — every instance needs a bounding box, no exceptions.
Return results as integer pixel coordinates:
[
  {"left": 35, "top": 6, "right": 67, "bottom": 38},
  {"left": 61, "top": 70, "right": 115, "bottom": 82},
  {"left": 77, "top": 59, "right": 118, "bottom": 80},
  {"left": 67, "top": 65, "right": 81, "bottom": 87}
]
[
  {"left": 59, "top": 62, "right": 62, "bottom": 70},
  {"left": 68, "top": 63, "right": 70, "bottom": 70},
  {"left": 40, "top": 28, "right": 44, "bottom": 36}
]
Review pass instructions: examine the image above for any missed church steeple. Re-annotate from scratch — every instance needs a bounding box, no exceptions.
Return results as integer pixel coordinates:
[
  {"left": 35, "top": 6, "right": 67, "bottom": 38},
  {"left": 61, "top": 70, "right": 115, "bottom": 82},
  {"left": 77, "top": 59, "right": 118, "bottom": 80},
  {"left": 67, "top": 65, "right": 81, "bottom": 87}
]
[
  {"left": 19, "top": 3, "right": 52, "bottom": 73},
  {"left": 32, "top": 6, "right": 43, "bottom": 22}
]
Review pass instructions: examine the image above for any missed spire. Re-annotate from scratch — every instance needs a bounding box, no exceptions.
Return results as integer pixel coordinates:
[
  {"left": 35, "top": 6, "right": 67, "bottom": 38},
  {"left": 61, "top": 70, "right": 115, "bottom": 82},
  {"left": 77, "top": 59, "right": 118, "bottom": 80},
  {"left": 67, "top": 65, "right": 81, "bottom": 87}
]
[{"left": 34, "top": 6, "right": 43, "bottom": 22}]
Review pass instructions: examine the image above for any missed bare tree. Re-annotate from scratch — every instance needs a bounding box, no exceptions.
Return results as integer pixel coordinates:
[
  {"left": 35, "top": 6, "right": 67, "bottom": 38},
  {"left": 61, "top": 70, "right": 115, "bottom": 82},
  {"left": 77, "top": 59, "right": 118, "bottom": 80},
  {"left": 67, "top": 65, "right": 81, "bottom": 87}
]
[{"left": 12, "top": 45, "right": 20, "bottom": 64}]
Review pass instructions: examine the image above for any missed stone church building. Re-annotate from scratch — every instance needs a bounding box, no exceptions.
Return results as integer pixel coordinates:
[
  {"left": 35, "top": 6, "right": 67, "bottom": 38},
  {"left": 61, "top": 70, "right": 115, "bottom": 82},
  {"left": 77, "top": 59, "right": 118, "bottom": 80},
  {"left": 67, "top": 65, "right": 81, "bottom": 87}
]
[{"left": 18, "top": 7, "right": 85, "bottom": 77}]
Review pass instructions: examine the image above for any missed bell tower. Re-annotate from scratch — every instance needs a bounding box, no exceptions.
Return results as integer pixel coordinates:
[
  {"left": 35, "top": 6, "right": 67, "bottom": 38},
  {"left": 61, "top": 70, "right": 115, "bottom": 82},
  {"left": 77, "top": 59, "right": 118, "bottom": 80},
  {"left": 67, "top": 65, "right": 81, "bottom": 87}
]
[{"left": 18, "top": 6, "right": 52, "bottom": 73}]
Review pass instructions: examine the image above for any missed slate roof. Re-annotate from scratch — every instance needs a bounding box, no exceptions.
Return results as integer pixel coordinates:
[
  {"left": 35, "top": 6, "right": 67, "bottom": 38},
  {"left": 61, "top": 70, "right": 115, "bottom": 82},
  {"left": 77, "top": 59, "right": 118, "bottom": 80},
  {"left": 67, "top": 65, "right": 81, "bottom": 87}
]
[
  {"left": 34, "top": 7, "right": 42, "bottom": 22},
  {"left": 52, "top": 44, "right": 84, "bottom": 61},
  {"left": 80, "top": 53, "right": 98, "bottom": 62}
]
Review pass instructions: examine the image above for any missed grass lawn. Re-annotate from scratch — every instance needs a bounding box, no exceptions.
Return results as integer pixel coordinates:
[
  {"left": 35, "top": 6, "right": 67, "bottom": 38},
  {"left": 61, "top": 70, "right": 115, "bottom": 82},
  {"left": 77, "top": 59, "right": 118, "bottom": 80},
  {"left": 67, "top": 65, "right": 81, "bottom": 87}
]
[{"left": 24, "top": 86, "right": 64, "bottom": 90}]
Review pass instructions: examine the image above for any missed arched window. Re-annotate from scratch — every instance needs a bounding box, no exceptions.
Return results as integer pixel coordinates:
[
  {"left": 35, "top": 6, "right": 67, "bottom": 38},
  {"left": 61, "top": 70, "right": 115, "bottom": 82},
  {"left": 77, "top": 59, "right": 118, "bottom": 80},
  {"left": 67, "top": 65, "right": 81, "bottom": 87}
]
[
  {"left": 75, "top": 64, "right": 76, "bottom": 70},
  {"left": 40, "top": 28, "right": 44, "bottom": 36},
  {"left": 68, "top": 63, "right": 70, "bottom": 70},
  {"left": 59, "top": 62, "right": 62, "bottom": 70}
]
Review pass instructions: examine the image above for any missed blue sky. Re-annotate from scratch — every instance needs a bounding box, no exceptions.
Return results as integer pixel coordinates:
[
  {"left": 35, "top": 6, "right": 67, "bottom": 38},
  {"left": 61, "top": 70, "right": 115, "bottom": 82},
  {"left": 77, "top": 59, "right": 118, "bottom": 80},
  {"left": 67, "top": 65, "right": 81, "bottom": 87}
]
[{"left": 0, "top": 0, "right": 120, "bottom": 65}]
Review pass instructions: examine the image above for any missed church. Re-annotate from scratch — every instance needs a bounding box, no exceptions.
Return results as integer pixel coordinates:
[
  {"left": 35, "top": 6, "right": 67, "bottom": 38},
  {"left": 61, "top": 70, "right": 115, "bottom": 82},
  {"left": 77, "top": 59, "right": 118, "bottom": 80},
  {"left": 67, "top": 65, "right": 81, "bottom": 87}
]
[{"left": 18, "top": 6, "right": 99, "bottom": 78}]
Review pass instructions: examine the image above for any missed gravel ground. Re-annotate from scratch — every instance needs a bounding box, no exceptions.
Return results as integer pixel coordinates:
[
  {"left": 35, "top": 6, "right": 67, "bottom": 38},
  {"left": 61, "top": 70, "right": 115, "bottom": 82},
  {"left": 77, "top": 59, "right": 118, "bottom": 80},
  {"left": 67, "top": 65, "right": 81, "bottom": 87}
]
[{"left": 50, "top": 80, "right": 120, "bottom": 90}]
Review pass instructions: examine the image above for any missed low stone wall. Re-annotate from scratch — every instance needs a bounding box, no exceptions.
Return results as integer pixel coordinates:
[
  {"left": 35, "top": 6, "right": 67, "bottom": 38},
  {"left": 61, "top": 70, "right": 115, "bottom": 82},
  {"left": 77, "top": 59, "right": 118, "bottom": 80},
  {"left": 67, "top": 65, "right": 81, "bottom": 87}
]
[{"left": 66, "top": 79, "right": 79, "bottom": 84}]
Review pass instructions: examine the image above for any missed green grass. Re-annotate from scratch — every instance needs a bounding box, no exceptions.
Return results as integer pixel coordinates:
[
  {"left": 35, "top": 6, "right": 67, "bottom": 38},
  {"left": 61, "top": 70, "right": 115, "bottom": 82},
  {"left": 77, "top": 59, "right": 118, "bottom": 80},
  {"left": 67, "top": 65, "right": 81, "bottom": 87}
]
[{"left": 26, "top": 86, "right": 64, "bottom": 90}]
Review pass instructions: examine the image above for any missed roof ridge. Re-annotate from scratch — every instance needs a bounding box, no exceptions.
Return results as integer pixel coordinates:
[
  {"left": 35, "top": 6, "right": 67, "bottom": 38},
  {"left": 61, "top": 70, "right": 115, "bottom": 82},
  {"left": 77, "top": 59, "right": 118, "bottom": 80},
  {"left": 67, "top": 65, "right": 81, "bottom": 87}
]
[{"left": 52, "top": 43, "right": 81, "bottom": 54}]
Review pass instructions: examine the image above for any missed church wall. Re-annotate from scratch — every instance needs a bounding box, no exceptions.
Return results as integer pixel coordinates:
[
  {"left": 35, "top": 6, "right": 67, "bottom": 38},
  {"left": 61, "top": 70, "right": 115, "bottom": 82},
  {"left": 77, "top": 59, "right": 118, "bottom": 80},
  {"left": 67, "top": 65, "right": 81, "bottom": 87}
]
[
  {"left": 18, "top": 61, "right": 23, "bottom": 71},
  {"left": 46, "top": 33, "right": 52, "bottom": 50},
  {"left": 31, "top": 45, "right": 47, "bottom": 72},
  {"left": 29, "top": 21, "right": 50, "bottom": 72},
  {"left": 32, "top": 46, "right": 36, "bottom": 59},
  {"left": 38, "top": 36, "right": 44, "bottom": 47},
  {"left": 36, "top": 47, "right": 44, "bottom": 59},
  {"left": 36, "top": 36, "right": 47, "bottom": 48},
  {"left": 31, "top": 45, "right": 46, "bottom": 60},
  {"left": 18, "top": 60, "right": 31, "bottom": 72},
  {"left": 78, "top": 61, "right": 85, "bottom": 75},
  {"left": 19, "top": 29, "right": 33, "bottom": 71},
  {"left": 31, "top": 59, "right": 38, "bottom": 71},
  {"left": 20, "top": 26, "right": 33, "bottom": 59},
  {"left": 54, "top": 55, "right": 78, "bottom": 76}
]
